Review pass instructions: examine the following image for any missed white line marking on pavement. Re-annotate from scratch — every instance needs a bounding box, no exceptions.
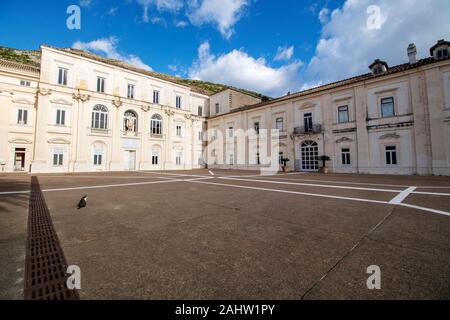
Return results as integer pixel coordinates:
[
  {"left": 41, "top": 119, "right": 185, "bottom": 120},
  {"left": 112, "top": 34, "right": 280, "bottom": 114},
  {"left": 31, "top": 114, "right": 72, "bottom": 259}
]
[
  {"left": 142, "top": 172, "right": 210, "bottom": 178},
  {"left": 208, "top": 170, "right": 215, "bottom": 176},
  {"left": 219, "top": 177, "right": 400, "bottom": 193},
  {"left": 413, "top": 191, "right": 450, "bottom": 196},
  {"left": 398, "top": 203, "right": 450, "bottom": 217},
  {"left": 0, "top": 190, "right": 30, "bottom": 195},
  {"left": 41, "top": 179, "right": 183, "bottom": 193},
  {"left": 188, "top": 180, "right": 450, "bottom": 217},
  {"left": 189, "top": 180, "right": 388, "bottom": 204},
  {"left": 389, "top": 187, "right": 417, "bottom": 204}
]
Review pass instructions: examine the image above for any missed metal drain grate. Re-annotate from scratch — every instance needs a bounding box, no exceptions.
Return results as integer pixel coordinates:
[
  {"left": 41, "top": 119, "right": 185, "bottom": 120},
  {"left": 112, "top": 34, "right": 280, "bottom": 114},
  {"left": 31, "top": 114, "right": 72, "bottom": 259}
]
[{"left": 24, "top": 176, "right": 79, "bottom": 300}]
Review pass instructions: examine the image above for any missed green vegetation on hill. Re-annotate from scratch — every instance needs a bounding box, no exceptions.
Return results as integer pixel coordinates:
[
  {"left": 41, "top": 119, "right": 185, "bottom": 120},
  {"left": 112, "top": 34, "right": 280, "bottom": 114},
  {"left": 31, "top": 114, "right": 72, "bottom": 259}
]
[{"left": 0, "top": 47, "right": 40, "bottom": 66}]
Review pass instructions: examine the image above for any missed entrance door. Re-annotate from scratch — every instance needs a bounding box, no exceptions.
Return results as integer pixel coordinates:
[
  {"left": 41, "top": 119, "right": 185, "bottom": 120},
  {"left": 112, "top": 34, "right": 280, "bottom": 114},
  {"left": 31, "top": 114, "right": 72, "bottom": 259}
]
[
  {"left": 124, "top": 150, "right": 136, "bottom": 171},
  {"left": 301, "top": 141, "right": 319, "bottom": 171},
  {"left": 14, "top": 148, "right": 25, "bottom": 171}
]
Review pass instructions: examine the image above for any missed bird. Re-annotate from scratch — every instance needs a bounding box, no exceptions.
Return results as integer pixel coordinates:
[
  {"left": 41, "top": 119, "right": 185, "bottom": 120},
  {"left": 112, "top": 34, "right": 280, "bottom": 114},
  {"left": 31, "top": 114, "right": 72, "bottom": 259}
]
[{"left": 77, "top": 195, "right": 88, "bottom": 209}]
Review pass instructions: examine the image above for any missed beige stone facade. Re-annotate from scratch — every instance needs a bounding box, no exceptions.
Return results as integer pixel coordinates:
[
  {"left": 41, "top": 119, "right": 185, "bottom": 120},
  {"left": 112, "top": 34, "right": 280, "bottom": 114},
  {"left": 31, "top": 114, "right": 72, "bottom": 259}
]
[
  {"left": 0, "top": 40, "right": 449, "bottom": 175},
  {"left": 207, "top": 41, "right": 450, "bottom": 176}
]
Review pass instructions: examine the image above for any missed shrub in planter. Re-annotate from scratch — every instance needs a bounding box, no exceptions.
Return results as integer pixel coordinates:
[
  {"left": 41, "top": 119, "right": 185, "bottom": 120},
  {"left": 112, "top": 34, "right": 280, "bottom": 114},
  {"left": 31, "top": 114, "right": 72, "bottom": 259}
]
[{"left": 318, "top": 155, "right": 331, "bottom": 173}]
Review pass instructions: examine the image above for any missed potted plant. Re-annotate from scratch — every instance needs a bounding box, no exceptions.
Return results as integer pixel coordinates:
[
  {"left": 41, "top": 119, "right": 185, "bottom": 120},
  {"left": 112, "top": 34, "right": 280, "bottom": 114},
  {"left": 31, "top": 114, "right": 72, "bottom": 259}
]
[
  {"left": 318, "top": 155, "right": 331, "bottom": 173},
  {"left": 281, "top": 158, "right": 290, "bottom": 172}
]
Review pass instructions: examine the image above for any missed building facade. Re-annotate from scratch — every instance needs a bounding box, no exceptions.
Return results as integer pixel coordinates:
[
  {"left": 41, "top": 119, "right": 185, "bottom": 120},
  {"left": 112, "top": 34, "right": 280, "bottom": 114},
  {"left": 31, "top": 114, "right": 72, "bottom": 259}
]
[
  {"left": 207, "top": 41, "right": 450, "bottom": 176},
  {"left": 0, "top": 40, "right": 449, "bottom": 175},
  {"left": 1, "top": 46, "right": 209, "bottom": 173}
]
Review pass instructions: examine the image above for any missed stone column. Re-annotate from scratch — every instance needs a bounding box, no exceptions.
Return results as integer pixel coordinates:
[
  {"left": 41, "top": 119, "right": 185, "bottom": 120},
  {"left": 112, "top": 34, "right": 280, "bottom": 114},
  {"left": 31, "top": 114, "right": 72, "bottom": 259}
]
[
  {"left": 31, "top": 88, "right": 52, "bottom": 173},
  {"left": 109, "top": 97, "right": 123, "bottom": 171},
  {"left": 354, "top": 85, "right": 370, "bottom": 174},
  {"left": 72, "top": 91, "right": 90, "bottom": 172}
]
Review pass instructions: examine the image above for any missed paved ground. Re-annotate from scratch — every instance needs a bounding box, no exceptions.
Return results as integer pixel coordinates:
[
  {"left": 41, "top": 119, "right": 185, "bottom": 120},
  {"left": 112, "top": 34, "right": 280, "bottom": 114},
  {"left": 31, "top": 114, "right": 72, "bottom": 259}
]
[{"left": 0, "top": 169, "right": 450, "bottom": 299}]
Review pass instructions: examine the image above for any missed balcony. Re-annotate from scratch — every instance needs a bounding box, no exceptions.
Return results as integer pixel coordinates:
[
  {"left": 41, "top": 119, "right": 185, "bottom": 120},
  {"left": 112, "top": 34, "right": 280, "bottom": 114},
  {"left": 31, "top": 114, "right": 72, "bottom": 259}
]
[{"left": 294, "top": 124, "right": 323, "bottom": 135}]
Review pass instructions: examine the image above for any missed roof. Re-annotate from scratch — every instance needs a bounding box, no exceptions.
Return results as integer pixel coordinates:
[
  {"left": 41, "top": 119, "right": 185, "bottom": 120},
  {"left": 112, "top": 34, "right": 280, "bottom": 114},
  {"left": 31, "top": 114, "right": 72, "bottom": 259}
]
[
  {"left": 42, "top": 45, "right": 265, "bottom": 98},
  {"left": 430, "top": 39, "right": 450, "bottom": 55},
  {"left": 211, "top": 86, "right": 269, "bottom": 100},
  {"left": 209, "top": 55, "right": 450, "bottom": 119},
  {"left": 0, "top": 58, "right": 40, "bottom": 74}
]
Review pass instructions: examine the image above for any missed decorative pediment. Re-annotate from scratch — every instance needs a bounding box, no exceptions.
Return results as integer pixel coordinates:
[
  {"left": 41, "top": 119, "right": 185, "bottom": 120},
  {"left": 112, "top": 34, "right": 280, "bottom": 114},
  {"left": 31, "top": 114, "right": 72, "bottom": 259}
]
[
  {"left": 112, "top": 97, "right": 122, "bottom": 108},
  {"left": 12, "top": 97, "right": 35, "bottom": 105},
  {"left": 336, "top": 137, "right": 354, "bottom": 144},
  {"left": 50, "top": 98, "right": 73, "bottom": 106},
  {"left": 379, "top": 133, "right": 400, "bottom": 140},
  {"left": 8, "top": 138, "right": 33, "bottom": 144},
  {"left": 300, "top": 102, "right": 316, "bottom": 110},
  {"left": 37, "top": 88, "right": 52, "bottom": 96},
  {"left": 47, "top": 138, "right": 71, "bottom": 145}
]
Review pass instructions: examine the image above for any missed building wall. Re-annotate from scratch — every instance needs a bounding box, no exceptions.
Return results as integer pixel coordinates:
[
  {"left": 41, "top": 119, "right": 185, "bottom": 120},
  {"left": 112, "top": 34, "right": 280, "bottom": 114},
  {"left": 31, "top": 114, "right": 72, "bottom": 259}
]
[
  {"left": 0, "top": 61, "right": 39, "bottom": 173},
  {"left": 210, "top": 89, "right": 261, "bottom": 117},
  {"left": 207, "top": 59, "right": 450, "bottom": 176},
  {"left": 4, "top": 46, "right": 209, "bottom": 173}
]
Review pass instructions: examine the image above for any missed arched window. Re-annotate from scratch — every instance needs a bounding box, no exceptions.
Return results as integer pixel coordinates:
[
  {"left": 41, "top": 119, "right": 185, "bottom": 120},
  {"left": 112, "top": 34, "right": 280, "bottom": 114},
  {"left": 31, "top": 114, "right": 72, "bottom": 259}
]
[
  {"left": 91, "top": 105, "right": 108, "bottom": 129},
  {"left": 151, "top": 114, "right": 163, "bottom": 135},
  {"left": 124, "top": 110, "right": 138, "bottom": 132}
]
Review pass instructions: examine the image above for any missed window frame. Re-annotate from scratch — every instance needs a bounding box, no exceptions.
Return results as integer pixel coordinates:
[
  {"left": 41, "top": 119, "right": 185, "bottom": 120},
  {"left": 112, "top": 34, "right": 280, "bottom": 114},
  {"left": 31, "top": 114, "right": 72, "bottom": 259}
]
[
  {"left": 176, "top": 125, "right": 182, "bottom": 137},
  {"left": 176, "top": 95, "right": 182, "bottom": 109},
  {"left": 91, "top": 105, "right": 109, "bottom": 130},
  {"left": 275, "top": 117, "right": 284, "bottom": 131},
  {"left": 97, "top": 77, "right": 105, "bottom": 93},
  {"left": 380, "top": 97, "right": 395, "bottom": 118},
  {"left": 150, "top": 114, "right": 163, "bottom": 135},
  {"left": 153, "top": 90, "right": 160, "bottom": 104},
  {"left": 58, "top": 67, "right": 68, "bottom": 86},
  {"left": 127, "top": 84, "right": 135, "bottom": 99},
  {"left": 52, "top": 150, "right": 64, "bottom": 167},
  {"left": 17, "top": 108, "right": 28, "bottom": 125},
  {"left": 341, "top": 148, "right": 351, "bottom": 166},
  {"left": 56, "top": 109, "right": 66, "bottom": 126},
  {"left": 338, "top": 105, "right": 349, "bottom": 123},
  {"left": 385, "top": 145, "right": 398, "bottom": 166}
]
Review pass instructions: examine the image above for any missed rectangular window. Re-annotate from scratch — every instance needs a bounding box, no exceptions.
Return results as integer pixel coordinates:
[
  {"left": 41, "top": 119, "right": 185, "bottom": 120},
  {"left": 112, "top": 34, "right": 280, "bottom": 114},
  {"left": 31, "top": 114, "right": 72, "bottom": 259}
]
[
  {"left": 176, "top": 153, "right": 182, "bottom": 166},
  {"left": 176, "top": 96, "right": 182, "bottom": 109},
  {"left": 93, "top": 152, "right": 103, "bottom": 166},
  {"left": 198, "top": 131, "right": 203, "bottom": 141},
  {"left": 20, "top": 80, "right": 31, "bottom": 87},
  {"left": 153, "top": 90, "right": 160, "bottom": 104},
  {"left": 254, "top": 122, "right": 260, "bottom": 135},
  {"left": 341, "top": 148, "right": 351, "bottom": 165},
  {"left": 56, "top": 109, "right": 66, "bottom": 125},
  {"left": 304, "top": 113, "right": 313, "bottom": 131},
  {"left": 176, "top": 125, "right": 182, "bottom": 137},
  {"left": 338, "top": 105, "right": 349, "bottom": 123},
  {"left": 276, "top": 118, "right": 284, "bottom": 131},
  {"left": 97, "top": 77, "right": 105, "bottom": 93},
  {"left": 215, "top": 103, "right": 220, "bottom": 114},
  {"left": 198, "top": 106, "right": 203, "bottom": 116},
  {"left": 228, "top": 127, "right": 234, "bottom": 138},
  {"left": 58, "top": 68, "right": 68, "bottom": 86},
  {"left": 127, "top": 84, "right": 135, "bottom": 99},
  {"left": 152, "top": 155, "right": 159, "bottom": 165},
  {"left": 381, "top": 97, "right": 394, "bottom": 118},
  {"left": 385, "top": 146, "right": 398, "bottom": 165},
  {"left": 279, "top": 152, "right": 284, "bottom": 165},
  {"left": 17, "top": 109, "right": 28, "bottom": 125},
  {"left": 53, "top": 149, "right": 64, "bottom": 166}
]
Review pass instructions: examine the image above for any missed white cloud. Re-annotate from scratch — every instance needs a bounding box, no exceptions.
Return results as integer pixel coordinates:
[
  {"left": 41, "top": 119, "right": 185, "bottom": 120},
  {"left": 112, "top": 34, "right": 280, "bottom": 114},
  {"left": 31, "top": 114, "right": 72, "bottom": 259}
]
[
  {"left": 79, "top": 0, "right": 91, "bottom": 7},
  {"left": 304, "top": 0, "right": 450, "bottom": 86},
  {"left": 137, "top": 0, "right": 183, "bottom": 22},
  {"left": 108, "top": 7, "right": 118, "bottom": 16},
  {"left": 318, "top": 7, "right": 330, "bottom": 24},
  {"left": 72, "top": 37, "right": 153, "bottom": 71},
  {"left": 274, "top": 46, "right": 294, "bottom": 61},
  {"left": 174, "top": 20, "right": 188, "bottom": 28},
  {"left": 189, "top": 42, "right": 302, "bottom": 97},
  {"left": 187, "top": 0, "right": 249, "bottom": 39},
  {"left": 168, "top": 64, "right": 178, "bottom": 71}
]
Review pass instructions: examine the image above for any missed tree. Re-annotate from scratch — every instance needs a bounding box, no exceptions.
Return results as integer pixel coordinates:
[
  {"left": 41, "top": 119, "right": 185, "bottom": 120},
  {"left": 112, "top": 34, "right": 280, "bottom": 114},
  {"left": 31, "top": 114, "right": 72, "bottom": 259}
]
[{"left": 318, "top": 155, "right": 331, "bottom": 168}]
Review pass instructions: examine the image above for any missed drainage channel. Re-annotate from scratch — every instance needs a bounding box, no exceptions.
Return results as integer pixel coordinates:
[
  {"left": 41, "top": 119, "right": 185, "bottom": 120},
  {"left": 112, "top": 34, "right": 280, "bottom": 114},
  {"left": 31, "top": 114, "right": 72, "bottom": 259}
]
[{"left": 24, "top": 176, "right": 79, "bottom": 300}]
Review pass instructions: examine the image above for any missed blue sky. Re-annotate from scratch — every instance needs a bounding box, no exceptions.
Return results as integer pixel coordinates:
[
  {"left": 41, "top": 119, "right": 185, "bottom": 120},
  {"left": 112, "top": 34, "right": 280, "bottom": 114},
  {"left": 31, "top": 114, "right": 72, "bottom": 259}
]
[{"left": 1, "top": 0, "right": 449, "bottom": 97}]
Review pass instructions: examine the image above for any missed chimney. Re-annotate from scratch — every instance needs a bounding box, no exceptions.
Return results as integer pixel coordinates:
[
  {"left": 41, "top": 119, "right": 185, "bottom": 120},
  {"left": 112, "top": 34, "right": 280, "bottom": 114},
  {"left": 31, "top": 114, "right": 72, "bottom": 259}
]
[{"left": 408, "top": 43, "right": 417, "bottom": 64}]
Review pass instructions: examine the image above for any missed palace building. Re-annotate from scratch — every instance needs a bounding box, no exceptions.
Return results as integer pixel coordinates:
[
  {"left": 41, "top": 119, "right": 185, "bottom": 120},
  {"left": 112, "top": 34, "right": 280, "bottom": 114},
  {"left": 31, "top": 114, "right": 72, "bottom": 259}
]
[{"left": 0, "top": 40, "right": 449, "bottom": 175}]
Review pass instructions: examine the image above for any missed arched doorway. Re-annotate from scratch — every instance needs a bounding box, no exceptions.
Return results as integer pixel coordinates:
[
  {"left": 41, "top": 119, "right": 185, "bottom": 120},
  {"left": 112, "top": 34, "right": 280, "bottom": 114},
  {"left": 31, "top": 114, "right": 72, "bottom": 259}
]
[{"left": 301, "top": 141, "right": 319, "bottom": 171}]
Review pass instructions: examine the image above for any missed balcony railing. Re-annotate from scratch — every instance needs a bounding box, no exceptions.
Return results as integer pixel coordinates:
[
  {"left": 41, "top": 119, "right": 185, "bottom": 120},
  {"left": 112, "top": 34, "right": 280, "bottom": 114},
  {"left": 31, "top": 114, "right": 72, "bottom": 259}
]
[{"left": 294, "top": 124, "right": 323, "bottom": 135}]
